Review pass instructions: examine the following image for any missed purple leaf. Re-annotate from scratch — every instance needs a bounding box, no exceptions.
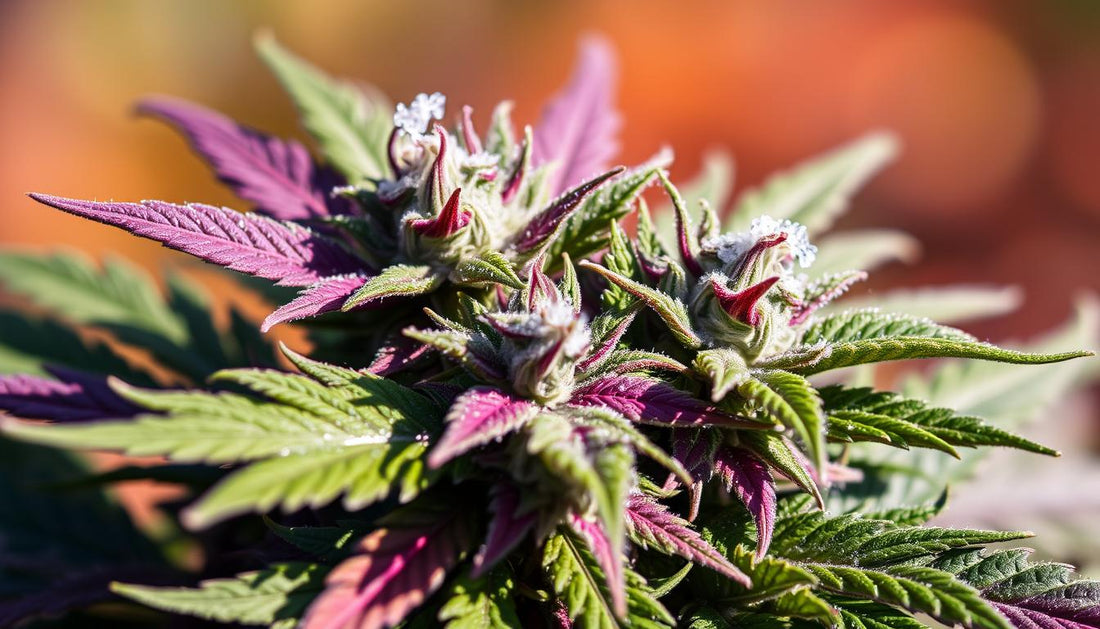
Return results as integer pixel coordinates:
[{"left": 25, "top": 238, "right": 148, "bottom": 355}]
[
  {"left": 512, "top": 167, "right": 623, "bottom": 253},
  {"left": 569, "top": 376, "right": 765, "bottom": 429},
  {"left": 533, "top": 37, "right": 622, "bottom": 196},
  {"left": 668, "top": 428, "right": 721, "bottom": 520},
  {"left": 0, "top": 368, "right": 137, "bottom": 422},
  {"left": 626, "top": 493, "right": 750, "bottom": 585},
  {"left": 713, "top": 446, "right": 777, "bottom": 559},
  {"left": 471, "top": 483, "right": 537, "bottom": 577},
  {"left": 262, "top": 274, "right": 370, "bottom": 331},
  {"left": 460, "top": 105, "right": 483, "bottom": 155},
  {"left": 303, "top": 509, "right": 471, "bottom": 629},
  {"left": 368, "top": 335, "right": 435, "bottom": 376},
  {"left": 30, "top": 194, "right": 364, "bottom": 287},
  {"left": 570, "top": 513, "right": 626, "bottom": 618},
  {"left": 428, "top": 388, "right": 539, "bottom": 468},
  {"left": 138, "top": 97, "right": 350, "bottom": 220}
]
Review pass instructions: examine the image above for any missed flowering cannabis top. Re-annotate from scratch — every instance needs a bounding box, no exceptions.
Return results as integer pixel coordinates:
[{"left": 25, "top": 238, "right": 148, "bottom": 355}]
[{"left": 0, "top": 33, "right": 1095, "bottom": 629}]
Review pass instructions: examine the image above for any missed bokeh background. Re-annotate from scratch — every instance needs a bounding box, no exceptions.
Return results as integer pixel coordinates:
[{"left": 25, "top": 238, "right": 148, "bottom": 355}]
[{"left": 1, "top": 0, "right": 1098, "bottom": 564}]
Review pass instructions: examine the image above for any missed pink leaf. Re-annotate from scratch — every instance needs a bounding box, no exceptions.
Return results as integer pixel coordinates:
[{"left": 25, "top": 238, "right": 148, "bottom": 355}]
[
  {"left": 576, "top": 309, "right": 638, "bottom": 373},
  {"left": 367, "top": 335, "right": 435, "bottom": 376},
  {"left": 262, "top": 274, "right": 371, "bottom": 331},
  {"left": 471, "top": 483, "right": 537, "bottom": 577},
  {"left": 428, "top": 388, "right": 538, "bottom": 468},
  {"left": 711, "top": 276, "right": 780, "bottom": 326},
  {"left": 570, "top": 514, "right": 626, "bottom": 618},
  {"left": 533, "top": 37, "right": 622, "bottom": 196},
  {"left": 303, "top": 509, "right": 471, "bottom": 629},
  {"left": 30, "top": 194, "right": 364, "bottom": 287},
  {"left": 569, "top": 376, "right": 763, "bottom": 428},
  {"left": 626, "top": 493, "right": 750, "bottom": 585},
  {"left": 138, "top": 97, "right": 350, "bottom": 220},
  {"left": 714, "top": 446, "right": 777, "bottom": 560},
  {"left": 512, "top": 167, "right": 623, "bottom": 254},
  {"left": 0, "top": 368, "right": 137, "bottom": 422},
  {"left": 408, "top": 188, "right": 470, "bottom": 239}
]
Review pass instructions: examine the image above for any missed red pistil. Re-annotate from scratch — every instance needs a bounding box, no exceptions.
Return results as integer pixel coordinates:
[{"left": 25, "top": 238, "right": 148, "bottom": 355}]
[{"left": 711, "top": 276, "right": 780, "bottom": 326}]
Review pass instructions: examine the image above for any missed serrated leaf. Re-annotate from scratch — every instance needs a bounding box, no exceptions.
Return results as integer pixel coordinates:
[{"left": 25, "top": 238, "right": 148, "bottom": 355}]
[
  {"left": 625, "top": 493, "right": 749, "bottom": 584},
  {"left": 0, "top": 252, "right": 185, "bottom": 342},
  {"left": 438, "top": 567, "right": 522, "bottom": 629},
  {"left": 821, "top": 386, "right": 1057, "bottom": 456},
  {"left": 29, "top": 194, "right": 364, "bottom": 287},
  {"left": 805, "top": 563, "right": 1011, "bottom": 629},
  {"left": 580, "top": 261, "right": 702, "bottom": 348},
  {"left": 570, "top": 375, "right": 764, "bottom": 428},
  {"left": 343, "top": 264, "right": 444, "bottom": 310},
  {"left": 512, "top": 167, "right": 623, "bottom": 255},
  {"left": 302, "top": 504, "right": 472, "bottom": 629},
  {"left": 138, "top": 96, "right": 349, "bottom": 220},
  {"left": 726, "top": 132, "right": 898, "bottom": 236},
  {"left": 0, "top": 368, "right": 137, "bottom": 422},
  {"left": 933, "top": 547, "right": 1100, "bottom": 629},
  {"left": 713, "top": 446, "right": 777, "bottom": 559},
  {"left": 761, "top": 336, "right": 1089, "bottom": 376},
  {"left": 737, "top": 371, "right": 827, "bottom": 479},
  {"left": 549, "top": 153, "right": 671, "bottom": 264},
  {"left": 429, "top": 388, "right": 538, "bottom": 468},
  {"left": 256, "top": 34, "right": 391, "bottom": 183},
  {"left": 112, "top": 562, "right": 326, "bottom": 627},
  {"left": 452, "top": 250, "right": 524, "bottom": 290},
  {"left": 802, "top": 309, "right": 976, "bottom": 345},
  {"left": 694, "top": 348, "right": 751, "bottom": 402},
  {"left": 471, "top": 483, "right": 537, "bottom": 577},
  {"left": 263, "top": 274, "right": 370, "bottom": 331},
  {"left": 738, "top": 431, "right": 824, "bottom": 508},
  {"left": 543, "top": 529, "right": 674, "bottom": 629}
]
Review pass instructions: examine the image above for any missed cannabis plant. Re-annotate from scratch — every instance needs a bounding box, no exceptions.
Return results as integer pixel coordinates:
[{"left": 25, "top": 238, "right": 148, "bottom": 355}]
[{"left": 1, "top": 34, "right": 1097, "bottom": 629}]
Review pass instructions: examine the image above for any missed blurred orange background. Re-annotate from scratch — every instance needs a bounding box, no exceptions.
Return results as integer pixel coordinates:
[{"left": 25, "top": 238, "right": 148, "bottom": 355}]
[{"left": 1, "top": 0, "right": 1098, "bottom": 338}]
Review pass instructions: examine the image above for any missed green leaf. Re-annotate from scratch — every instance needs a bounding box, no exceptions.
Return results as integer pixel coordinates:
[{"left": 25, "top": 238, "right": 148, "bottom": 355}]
[
  {"left": 801, "top": 309, "right": 976, "bottom": 345},
  {"left": 452, "top": 250, "right": 524, "bottom": 290},
  {"left": 821, "top": 386, "right": 1057, "bottom": 456},
  {"left": 761, "top": 336, "right": 1089, "bottom": 376},
  {"left": 0, "top": 252, "right": 184, "bottom": 342},
  {"left": 770, "top": 503, "right": 1029, "bottom": 569},
  {"left": 264, "top": 517, "right": 366, "bottom": 562},
  {"left": 111, "top": 562, "right": 326, "bottom": 628},
  {"left": 580, "top": 261, "right": 702, "bottom": 348},
  {"left": 726, "top": 132, "right": 898, "bottom": 236},
  {"left": 654, "top": 151, "right": 734, "bottom": 252},
  {"left": 543, "top": 530, "right": 674, "bottom": 629},
  {"left": 548, "top": 152, "right": 671, "bottom": 265},
  {"left": 601, "top": 220, "right": 644, "bottom": 312},
  {"left": 0, "top": 311, "right": 149, "bottom": 382},
  {"left": 805, "top": 564, "right": 1010, "bottom": 629},
  {"left": 437, "top": 567, "right": 522, "bottom": 629},
  {"left": 255, "top": 33, "right": 391, "bottom": 183},
  {"left": 184, "top": 436, "right": 434, "bottom": 528},
  {"left": 343, "top": 264, "right": 445, "bottom": 310},
  {"left": 694, "top": 348, "right": 750, "bottom": 402},
  {"left": 737, "top": 371, "right": 826, "bottom": 478}
]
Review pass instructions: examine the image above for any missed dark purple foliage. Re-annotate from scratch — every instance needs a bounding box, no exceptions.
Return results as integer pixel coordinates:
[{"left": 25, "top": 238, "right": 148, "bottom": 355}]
[
  {"left": 570, "top": 514, "right": 626, "bottom": 618},
  {"left": 138, "top": 97, "right": 351, "bottom": 220},
  {"left": 30, "top": 194, "right": 365, "bottom": 287},
  {"left": 0, "top": 367, "right": 137, "bottom": 422}
]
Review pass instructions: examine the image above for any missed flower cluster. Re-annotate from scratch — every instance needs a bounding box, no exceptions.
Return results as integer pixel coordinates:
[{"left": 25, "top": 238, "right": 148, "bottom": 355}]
[{"left": 0, "top": 33, "right": 1094, "bottom": 629}]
